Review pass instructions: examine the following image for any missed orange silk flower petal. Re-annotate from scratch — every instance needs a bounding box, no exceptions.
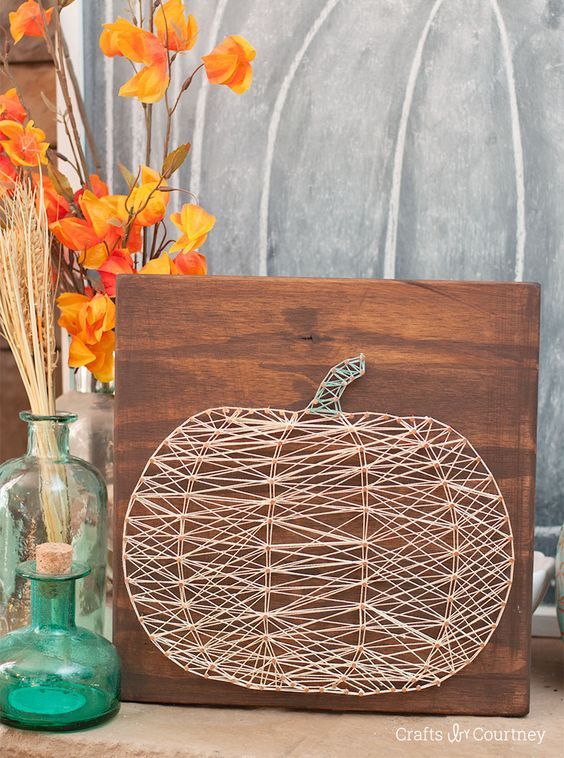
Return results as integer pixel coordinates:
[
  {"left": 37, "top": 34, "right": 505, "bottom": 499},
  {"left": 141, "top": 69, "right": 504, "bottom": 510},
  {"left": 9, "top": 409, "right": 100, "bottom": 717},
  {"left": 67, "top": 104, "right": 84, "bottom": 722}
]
[
  {"left": 79, "top": 190, "right": 115, "bottom": 239},
  {"left": 0, "top": 120, "right": 49, "bottom": 167},
  {"left": 100, "top": 18, "right": 148, "bottom": 61},
  {"left": 0, "top": 154, "right": 18, "bottom": 197},
  {"left": 98, "top": 249, "right": 135, "bottom": 297},
  {"left": 0, "top": 88, "right": 26, "bottom": 124},
  {"left": 69, "top": 331, "right": 115, "bottom": 383},
  {"left": 126, "top": 222, "right": 143, "bottom": 254},
  {"left": 87, "top": 331, "right": 116, "bottom": 383},
  {"left": 73, "top": 174, "right": 110, "bottom": 206},
  {"left": 90, "top": 174, "right": 110, "bottom": 198},
  {"left": 78, "top": 243, "right": 110, "bottom": 270},
  {"left": 9, "top": 0, "right": 53, "bottom": 44},
  {"left": 32, "top": 173, "right": 70, "bottom": 224},
  {"left": 155, "top": 0, "right": 198, "bottom": 52},
  {"left": 69, "top": 335, "right": 96, "bottom": 369},
  {"left": 169, "top": 203, "right": 216, "bottom": 253},
  {"left": 202, "top": 35, "right": 255, "bottom": 94},
  {"left": 50, "top": 216, "right": 101, "bottom": 251},
  {"left": 57, "top": 293, "right": 90, "bottom": 336},
  {"left": 139, "top": 253, "right": 176, "bottom": 276},
  {"left": 118, "top": 60, "right": 169, "bottom": 104},
  {"left": 174, "top": 251, "right": 207, "bottom": 276},
  {"left": 78, "top": 293, "right": 116, "bottom": 345}
]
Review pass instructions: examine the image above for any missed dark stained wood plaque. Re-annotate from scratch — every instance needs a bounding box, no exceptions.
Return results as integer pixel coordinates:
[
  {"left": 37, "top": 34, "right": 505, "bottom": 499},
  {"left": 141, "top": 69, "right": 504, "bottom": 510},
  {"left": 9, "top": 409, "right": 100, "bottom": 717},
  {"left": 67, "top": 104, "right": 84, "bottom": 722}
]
[{"left": 114, "top": 276, "right": 540, "bottom": 715}]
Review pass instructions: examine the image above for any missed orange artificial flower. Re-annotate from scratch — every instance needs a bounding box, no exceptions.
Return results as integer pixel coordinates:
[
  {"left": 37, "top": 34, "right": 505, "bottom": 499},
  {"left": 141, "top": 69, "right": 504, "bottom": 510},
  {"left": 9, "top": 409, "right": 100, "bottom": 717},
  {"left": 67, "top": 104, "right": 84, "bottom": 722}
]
[
  {"left": 155, "top": 0, "right": 198, "bottom": 52},
  {"left": 58, "top": 292, "right": 116, "bottom": 383},
  {"left": 202, "top": 35, "right": 255, "bottom": 94},
  {"left": 50, "top": 216, "right": 101, "bottom": 251},
  {"left": 69, "top": 331, "right": 115, "bottom": 384},
  {"left": 126, "top": 166, "right": 169, "bottom": 227},
  {"left": 78, "top": 293, "right": 116, "bottom": 345},
  {"left": 0, "top": 120, "right": 48, "bottom": 167},
  {"left": 58, "top": 291, "right": 114, "bottom": 341},
  {"left": 98, "top": 249, "right": 135, "bottom": 297},
  {"left": 9, "top": 0, "right": 53, "bottom": 44},
  {"left": 32, "top": 173, "right": 70, "bottom": 223},
  {"left": 0, "top": 88, "right": 26, "bottom": 124},
  {"left": 67, "top": 188, "right": 141, "bottom": 256},
  {"left": 170, "top": 203, "right": 216, "bottom": 253},
  {"left": 174, "top": 250, "right": 207, "bottom": 275},
  {"left": 100, "top": 18, "right": 169, "bottom": 103},
  {"left": 79, "top": 190, "right": 119, "bottom": 240},
  {"left": 0, "top": 154, "right": 17, "bottom": 196}
]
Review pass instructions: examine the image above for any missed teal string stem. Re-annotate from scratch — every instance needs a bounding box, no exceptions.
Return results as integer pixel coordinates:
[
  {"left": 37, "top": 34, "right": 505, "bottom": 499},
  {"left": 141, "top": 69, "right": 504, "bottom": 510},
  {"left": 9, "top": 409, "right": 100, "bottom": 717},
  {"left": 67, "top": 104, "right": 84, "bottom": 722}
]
[{"left": 306, "top": 354, "right": 366, "bottom": 417}]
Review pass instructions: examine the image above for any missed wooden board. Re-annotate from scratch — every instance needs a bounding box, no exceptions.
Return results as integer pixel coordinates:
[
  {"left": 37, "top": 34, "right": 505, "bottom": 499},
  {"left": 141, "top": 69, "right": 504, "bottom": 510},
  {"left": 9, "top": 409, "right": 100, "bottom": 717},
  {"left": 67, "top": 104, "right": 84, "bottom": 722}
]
[{"left": 114, "top": 276, "right": 540, "bottom": 716}]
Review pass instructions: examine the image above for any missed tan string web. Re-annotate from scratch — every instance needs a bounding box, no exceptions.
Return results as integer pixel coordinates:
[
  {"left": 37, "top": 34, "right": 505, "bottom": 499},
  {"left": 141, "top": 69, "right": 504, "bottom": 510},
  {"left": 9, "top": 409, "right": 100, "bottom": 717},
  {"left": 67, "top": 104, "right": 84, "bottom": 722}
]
[{"left": 123, "top": 357, "right": 514, "bottom": 696}]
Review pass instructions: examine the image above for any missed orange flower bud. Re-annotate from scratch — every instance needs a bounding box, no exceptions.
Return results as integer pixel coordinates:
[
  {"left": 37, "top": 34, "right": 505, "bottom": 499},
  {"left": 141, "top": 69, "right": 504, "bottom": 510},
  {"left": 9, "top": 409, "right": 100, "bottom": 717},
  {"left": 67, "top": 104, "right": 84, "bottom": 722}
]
[{"left": 203, "top": 35, "right": 255, "bottom": 94}]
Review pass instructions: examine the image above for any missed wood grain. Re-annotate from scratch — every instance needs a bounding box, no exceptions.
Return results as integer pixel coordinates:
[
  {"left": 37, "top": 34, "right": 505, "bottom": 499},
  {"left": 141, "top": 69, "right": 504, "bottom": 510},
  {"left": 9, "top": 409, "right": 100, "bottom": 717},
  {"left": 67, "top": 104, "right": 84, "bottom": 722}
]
[{"left": 114, "top": 276, "right": 540, "bottom": 715}]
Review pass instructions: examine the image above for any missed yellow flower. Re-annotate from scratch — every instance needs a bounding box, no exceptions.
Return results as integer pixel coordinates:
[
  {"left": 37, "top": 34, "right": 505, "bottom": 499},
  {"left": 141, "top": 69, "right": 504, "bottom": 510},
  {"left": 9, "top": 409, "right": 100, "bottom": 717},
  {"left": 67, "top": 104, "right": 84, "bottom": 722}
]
[{"left": 170, "top": 203, "right": 216, "bottom": 253}]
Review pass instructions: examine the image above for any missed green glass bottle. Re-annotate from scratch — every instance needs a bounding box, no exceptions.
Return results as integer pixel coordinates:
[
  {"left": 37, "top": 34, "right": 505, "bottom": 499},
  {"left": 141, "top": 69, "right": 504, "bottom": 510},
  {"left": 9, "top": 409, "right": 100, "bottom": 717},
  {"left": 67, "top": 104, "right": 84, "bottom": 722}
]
[
  {"left": 0, "top": 412, "right": 107, "bottom": 636},
  {"left": 0, "top": 543, "right": 119, "bottom": 731}
]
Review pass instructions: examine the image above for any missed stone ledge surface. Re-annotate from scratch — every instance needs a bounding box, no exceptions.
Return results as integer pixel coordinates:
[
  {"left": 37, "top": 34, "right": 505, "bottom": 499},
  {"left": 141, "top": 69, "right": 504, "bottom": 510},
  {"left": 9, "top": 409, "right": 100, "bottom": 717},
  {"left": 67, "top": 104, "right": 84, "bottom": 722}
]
[{"left": 1, "top": 638, "right": 562, "bottom": 758}]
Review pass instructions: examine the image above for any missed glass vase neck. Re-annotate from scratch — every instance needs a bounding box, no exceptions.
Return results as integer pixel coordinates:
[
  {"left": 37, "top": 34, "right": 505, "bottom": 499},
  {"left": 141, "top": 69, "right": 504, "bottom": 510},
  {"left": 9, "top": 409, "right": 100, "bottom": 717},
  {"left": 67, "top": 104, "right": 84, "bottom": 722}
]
[
  {"left": 31, "top": 579, "right": 76, "bottom": 630},
  {"left": 21, "top": 413, "right": 77, "bottom": 460},
  {"left": 72, "top": 366, "right": 114, "bottom": 396},
  {"left": 17, "top": 561, "right": 90, "bottom": 631}
]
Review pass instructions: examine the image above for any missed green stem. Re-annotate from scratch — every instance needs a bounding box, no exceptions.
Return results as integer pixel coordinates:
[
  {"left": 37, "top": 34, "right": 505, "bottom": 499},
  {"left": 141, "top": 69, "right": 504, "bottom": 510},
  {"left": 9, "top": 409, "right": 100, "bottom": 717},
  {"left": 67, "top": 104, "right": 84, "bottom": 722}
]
[{"left": 306, "top": 355, "right": 366, "bottom": 417}]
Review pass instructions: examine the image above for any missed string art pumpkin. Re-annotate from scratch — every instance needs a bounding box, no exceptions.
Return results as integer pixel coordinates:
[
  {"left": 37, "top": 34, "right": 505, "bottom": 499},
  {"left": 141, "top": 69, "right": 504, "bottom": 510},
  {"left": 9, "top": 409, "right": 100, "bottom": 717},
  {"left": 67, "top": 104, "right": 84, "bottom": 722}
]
[{"left": 123, "top": 355, "right": 514, "bottom": 696}]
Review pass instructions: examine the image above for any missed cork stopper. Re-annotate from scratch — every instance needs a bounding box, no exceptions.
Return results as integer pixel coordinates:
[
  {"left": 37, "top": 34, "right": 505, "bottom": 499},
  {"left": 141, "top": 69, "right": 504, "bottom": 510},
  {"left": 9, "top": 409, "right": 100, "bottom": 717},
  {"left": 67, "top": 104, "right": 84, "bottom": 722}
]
[{"left": 36, "top": 542, "right": 73, "bottom": 575}]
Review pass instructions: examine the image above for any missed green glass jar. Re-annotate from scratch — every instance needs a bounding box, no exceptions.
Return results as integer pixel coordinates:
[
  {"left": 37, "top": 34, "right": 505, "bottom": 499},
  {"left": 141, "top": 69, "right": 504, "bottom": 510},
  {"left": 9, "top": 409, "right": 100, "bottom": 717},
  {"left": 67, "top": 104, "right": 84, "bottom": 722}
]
[
  {"left": 0, "top": 413, "right": 107, "bottom": 635},
  {"left": 0, "top": 558, "right": 120, "bottom": 730}
]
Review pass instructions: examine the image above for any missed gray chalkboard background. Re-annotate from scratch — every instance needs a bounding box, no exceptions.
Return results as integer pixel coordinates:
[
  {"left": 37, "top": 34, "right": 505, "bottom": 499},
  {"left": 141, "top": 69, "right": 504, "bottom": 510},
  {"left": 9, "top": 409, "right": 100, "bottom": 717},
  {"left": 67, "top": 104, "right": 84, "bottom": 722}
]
[{"left": 84, "top": 1, "right": 563, "bottom": 555}]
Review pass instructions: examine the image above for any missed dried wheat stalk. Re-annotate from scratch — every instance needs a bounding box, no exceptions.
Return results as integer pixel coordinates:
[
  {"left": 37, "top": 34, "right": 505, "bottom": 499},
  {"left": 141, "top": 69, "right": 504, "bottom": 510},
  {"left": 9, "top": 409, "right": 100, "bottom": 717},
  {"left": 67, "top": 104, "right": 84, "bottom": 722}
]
[
  {"left": 0, "top": 180, "right": 57, "bottom": 414},
  {"left": 0, "top": 179, "right": 67, "bottom": 541}
]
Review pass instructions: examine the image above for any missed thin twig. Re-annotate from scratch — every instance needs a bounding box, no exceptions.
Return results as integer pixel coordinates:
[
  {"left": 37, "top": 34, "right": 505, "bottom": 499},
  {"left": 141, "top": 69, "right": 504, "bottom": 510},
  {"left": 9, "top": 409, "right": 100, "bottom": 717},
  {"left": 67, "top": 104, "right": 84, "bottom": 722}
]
[
  {"left": 164, "top": 64, "right": 204, "bottom": 157},
  {"left": 61, "top": 35, "right": 101, "bottom": 175},
  {"left": 38, "top": 0, "right": 91, "bottom": 189}
]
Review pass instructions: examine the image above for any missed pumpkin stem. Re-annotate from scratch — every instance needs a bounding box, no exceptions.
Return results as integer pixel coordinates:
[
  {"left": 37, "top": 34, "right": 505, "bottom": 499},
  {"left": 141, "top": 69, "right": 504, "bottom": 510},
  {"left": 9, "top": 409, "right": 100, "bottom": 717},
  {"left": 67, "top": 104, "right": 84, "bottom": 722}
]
[{"left": 306, "top": 354, "right": 366, "bottom": 416}]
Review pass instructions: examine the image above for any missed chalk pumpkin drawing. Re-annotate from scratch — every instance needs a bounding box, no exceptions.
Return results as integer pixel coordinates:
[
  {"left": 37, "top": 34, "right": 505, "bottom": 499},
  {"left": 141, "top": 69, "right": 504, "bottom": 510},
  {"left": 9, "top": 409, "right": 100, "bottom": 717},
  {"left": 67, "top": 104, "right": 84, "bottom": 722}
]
[{"left": 123, "top": 356, "right": 514, "bottom": 695}]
